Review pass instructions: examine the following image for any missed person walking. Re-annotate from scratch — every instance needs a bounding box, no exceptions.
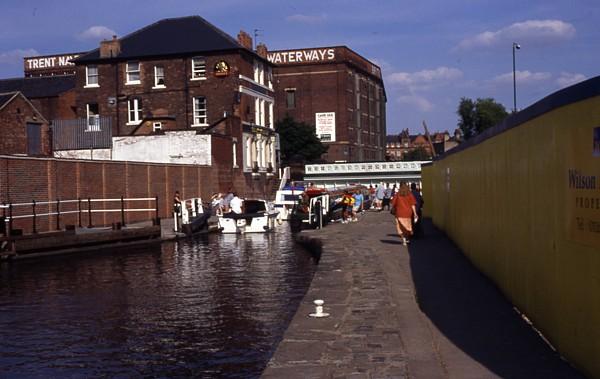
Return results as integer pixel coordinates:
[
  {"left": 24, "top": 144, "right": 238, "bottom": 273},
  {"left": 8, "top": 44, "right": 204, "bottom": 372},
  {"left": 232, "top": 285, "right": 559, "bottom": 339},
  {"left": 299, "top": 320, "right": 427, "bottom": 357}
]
[
  {"left": 375, "top": 184, "right": 385, "bottom": 211},
  {"left": 382, "top": 184, "right": 393, "bottom": 211},
  {"left": 390, "top": 182, "right": 418, "bottom": 245},
  {"left": 410, "top": 183, "right": 424, "bottom": 238}
]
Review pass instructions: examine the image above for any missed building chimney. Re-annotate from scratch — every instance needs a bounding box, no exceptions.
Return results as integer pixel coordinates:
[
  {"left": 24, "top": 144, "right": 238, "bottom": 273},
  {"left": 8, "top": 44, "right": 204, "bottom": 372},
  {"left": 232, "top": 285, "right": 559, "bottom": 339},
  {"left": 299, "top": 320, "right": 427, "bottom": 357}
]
[
  {"left": 100, "top": 35, "right": 121, "bottom": 58},
  {"left": 255, "top": 43, "right": 268, "bottom": 58},
  {"left": 237, "top": 30, "right": 253, "bottom": 50}
]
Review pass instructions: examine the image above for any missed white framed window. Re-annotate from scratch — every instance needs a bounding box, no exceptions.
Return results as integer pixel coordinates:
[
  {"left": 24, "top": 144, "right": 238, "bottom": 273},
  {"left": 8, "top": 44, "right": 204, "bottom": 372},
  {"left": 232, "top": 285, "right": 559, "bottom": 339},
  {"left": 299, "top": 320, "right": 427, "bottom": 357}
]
[
  {"left": 268, "top": 102, "right": 273, "bottom": 128},
  {"left": 85, "top": 65, "right": 99, "bottom": 87},
  {"left": 127, "top": 98, "right": 142, "bottom": 125},
  {"left": 153, "top": 122, "right": 162, "bottom": 131},
  {"left": 126, "top": 61, "right": 141, "bottom": 84},
  {"left": 232, "top": 138, "right": 238, "bottom": 168},
  {"left": 86, "top": 103, "right": 100, "bottom": 131},
  {"left": 192, "top": 97, "right": 207, "bottom": 126},
  {"left": 153, "top": 66, "right": 165, "bottom": 88},
  {"left": 245, "top": 136, "right": 252, "bottom": 169},
  {"left": 267, "top": 67, "right": 273, "bottom": 89},
  {"left": 191, "top": 57, "right": 206, "bottom": 80}
]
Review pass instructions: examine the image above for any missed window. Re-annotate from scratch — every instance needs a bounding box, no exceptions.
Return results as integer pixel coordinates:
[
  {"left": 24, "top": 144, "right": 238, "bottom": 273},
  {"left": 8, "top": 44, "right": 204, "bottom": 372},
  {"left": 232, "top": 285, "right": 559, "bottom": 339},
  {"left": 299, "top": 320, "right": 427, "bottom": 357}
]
[
  {"left": 86, "top": 103, "right": 100, "bottom": 131},
  {"left": 285, "top": 89, "right": 296, "bottom": 109},
  {"left": 153, "top": 122, "right": 162, "bottom": 132},
  {"left": 267, "top": 67, "right": 273, "bottom": 89},
  {"left": 127, "top": 98, "right": 142, "bottom": 124},
  {"left": 192, "top": 57, "right": 206, "bottom": 79},
  {"left": 85, "top": 65, "right": 99, "bottom": 87},
  {"left": 126, "top": 61, "right": 140, "bottom": 84},
  {"left": 192, "top": 97, "right": 207, "bottom": 126},
  {"left": 154, "top": 66, "right": 165, "bottom": 88},
  {"left": 232, "top": 138, "right": 238, "bottom": 168}
]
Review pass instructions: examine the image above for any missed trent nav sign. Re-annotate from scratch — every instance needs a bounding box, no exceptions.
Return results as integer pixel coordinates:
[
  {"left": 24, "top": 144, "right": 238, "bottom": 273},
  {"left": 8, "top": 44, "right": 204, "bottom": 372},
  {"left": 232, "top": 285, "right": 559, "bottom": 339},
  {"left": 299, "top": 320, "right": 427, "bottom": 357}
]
[
  {"left": 267, "top": 48, "right": 335, "bottom": 65},
  {"left": 23, "top": 53, "right": 83, "bottom": 77}
]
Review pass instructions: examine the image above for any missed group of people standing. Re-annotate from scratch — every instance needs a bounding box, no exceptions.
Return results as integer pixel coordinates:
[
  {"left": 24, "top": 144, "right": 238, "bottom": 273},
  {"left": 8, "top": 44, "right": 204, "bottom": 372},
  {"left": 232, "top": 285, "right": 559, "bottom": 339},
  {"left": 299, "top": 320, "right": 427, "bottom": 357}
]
[
  {"left": 210, "top": 190, "right": 243, "bottom": 215},
  {"left": 337, "top": 183, "right": 424, "bottom": 242}
]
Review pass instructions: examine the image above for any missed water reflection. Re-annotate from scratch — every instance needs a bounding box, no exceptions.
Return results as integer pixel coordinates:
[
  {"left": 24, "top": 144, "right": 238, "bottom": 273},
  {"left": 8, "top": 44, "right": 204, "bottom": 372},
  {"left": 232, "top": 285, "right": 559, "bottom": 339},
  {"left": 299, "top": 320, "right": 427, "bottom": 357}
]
[{"left": 0, "top": 227, "right": 315, "bottom": 378}]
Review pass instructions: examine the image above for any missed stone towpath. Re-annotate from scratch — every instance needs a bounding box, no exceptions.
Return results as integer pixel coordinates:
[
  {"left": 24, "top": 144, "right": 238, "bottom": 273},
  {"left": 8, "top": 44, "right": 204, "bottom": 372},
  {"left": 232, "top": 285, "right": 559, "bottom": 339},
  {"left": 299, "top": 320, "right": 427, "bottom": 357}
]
[{"left": 261, "top": 211, "right": 584, "bottom": 378}]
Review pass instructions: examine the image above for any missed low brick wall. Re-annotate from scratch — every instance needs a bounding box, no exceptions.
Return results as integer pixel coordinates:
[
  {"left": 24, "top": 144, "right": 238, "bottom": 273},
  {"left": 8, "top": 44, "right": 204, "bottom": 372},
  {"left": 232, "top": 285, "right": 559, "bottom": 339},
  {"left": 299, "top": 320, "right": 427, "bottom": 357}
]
[{"left": 0, "top": 155, "right": 276, "bottom": 233}]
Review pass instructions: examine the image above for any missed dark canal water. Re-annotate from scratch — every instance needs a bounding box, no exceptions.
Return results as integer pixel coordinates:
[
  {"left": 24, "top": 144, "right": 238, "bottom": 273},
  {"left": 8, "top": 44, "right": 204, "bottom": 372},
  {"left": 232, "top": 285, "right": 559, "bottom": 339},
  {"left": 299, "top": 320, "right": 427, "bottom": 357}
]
[{"left": 0, "top": 228, "right": 316, "bottom": 378}]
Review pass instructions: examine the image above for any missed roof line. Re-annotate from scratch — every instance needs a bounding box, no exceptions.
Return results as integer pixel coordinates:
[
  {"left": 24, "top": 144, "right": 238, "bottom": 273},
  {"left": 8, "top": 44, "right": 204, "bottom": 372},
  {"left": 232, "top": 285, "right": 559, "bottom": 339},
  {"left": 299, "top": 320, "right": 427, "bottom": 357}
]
[
  {"left": 74, "top": 15, "right": 271, "bottom": 63},
  {"left": 0, "top": 91, "right": 49, "bottom": 123},
  {"left": 268, "top": 45, "right": 382, "bottom": 71}
]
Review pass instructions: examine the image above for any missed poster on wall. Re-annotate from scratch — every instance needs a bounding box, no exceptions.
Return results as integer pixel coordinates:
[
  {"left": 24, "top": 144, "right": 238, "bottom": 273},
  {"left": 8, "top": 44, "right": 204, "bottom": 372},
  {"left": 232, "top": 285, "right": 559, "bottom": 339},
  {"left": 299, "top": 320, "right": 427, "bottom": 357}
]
[
  {"left": 315, "top": 112, "right": 336, "bottom": 142},
  {"left": 566, "top": 125, "right": 600, "bottom": 248}
]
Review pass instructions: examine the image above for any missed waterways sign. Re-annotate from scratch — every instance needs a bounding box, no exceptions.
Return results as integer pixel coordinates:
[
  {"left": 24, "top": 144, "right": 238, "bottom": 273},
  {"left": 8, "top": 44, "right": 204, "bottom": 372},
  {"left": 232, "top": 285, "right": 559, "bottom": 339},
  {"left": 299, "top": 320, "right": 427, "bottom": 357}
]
[
  {"left": 267, "top": 48, "right": 335, "bottom": 64},
  {"left": 566, "top": 125, "right": 600, "bottom": 248}
]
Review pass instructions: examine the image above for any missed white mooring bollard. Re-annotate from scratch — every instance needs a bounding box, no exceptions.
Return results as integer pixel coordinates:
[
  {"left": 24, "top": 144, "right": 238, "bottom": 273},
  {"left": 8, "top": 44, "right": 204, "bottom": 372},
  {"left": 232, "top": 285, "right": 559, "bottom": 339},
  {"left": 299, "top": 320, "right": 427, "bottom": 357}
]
[{"left": 309, "top": 299, "right": 330, "bottom": 318}]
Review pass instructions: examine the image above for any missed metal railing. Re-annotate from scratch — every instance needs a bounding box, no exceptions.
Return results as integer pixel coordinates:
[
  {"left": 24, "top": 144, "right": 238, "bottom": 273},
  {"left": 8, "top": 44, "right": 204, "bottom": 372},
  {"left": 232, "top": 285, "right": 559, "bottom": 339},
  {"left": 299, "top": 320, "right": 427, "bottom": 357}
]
[{"left": 1, "top": 196, "right": 159, "bottom": 236}]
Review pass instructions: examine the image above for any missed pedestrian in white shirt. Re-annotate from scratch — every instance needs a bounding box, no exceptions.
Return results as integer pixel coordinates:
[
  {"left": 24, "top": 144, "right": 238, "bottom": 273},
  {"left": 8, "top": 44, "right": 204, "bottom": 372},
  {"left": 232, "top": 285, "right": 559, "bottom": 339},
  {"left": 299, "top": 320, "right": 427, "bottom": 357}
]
[{"left": 229, "top": 193, "right": 243, "bottom": 214}]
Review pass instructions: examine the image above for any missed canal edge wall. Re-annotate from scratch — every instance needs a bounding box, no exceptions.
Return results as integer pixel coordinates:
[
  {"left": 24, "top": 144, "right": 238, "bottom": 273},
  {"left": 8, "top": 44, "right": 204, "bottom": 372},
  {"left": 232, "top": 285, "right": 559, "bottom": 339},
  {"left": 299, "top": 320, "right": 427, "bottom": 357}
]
[
  {"left": 422, "top": 76, "right": 600, "bottom": 378},
  {"left": 0, "top": 154, "right": 274, "bottom": 234}
]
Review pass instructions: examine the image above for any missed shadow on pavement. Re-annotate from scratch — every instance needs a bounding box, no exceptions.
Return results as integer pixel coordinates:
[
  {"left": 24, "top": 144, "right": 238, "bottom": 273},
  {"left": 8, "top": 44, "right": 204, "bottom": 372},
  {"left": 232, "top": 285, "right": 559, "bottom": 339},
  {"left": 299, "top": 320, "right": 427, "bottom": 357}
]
[
  {"left": 380, "top": 239, "right": 404, "bottom": 245},
  {"left": 407, "top": 218, "right": 584, "bottom": 379}
]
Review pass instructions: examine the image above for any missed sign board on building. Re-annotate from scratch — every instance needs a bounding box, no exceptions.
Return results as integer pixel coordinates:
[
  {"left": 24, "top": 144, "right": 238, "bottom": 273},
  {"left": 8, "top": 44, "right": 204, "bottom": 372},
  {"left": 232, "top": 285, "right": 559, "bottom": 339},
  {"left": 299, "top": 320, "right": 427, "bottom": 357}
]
[
  {"left": 24, "top": 53, "right": 82, "bottom": 77},
  {"left": 566, "top": 125, "right": 600, "bottom": 248},
  {"left": 267, "top": 48, "right": 335, "bottom": 65},
  {"left": 315, "top": 112, "right": 336, "bottom": 142}
]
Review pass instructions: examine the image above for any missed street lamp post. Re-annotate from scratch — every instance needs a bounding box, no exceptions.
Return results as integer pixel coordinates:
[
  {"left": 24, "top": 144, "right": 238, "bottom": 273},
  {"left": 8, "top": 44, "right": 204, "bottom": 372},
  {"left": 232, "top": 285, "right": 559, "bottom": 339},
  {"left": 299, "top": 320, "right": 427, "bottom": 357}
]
[{"left": 512, "top": 42, "right": 521, "bottom": 113}]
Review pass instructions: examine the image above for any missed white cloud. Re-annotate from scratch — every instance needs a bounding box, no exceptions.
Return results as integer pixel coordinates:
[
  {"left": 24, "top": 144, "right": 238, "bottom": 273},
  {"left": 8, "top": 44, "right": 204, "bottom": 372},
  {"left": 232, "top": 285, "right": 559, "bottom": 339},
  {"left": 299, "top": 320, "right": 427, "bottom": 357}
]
[
  {"left": 78, "top": 25, "right": 117, "bottom": 41},
  {"left": 398, "top": 95, "right": 433, "bottom": 112},
  {"left": 556, "top": 72, "right": 586, "bottom": 88},
  {"left": 0, "top": 48, "right": 39, "bottom": 64},
  {"left": 457, "top": 19, "right": 575, "bottom": 50},
  {"left": 285, "top": 14, "right": 327, "bottom": 24},
  {"left": 388, "top": 66, "right": 463, "bottom": 89},
  {"left": 492, "top": 70, "right": 552, "bottom": 84}
]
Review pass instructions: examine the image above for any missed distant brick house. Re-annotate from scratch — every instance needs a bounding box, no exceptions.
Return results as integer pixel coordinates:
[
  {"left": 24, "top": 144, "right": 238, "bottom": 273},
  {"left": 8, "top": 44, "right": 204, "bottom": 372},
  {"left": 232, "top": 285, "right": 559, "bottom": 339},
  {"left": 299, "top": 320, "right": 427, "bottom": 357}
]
[
  {"left": 386, "top": 129, "right": 461, "bottom": 160},
  {"left": 0, "top": 92, "right": 51, "bottom": 156},
  {"left": 0, "top": 75, "right": 76, "bottom": 122}
]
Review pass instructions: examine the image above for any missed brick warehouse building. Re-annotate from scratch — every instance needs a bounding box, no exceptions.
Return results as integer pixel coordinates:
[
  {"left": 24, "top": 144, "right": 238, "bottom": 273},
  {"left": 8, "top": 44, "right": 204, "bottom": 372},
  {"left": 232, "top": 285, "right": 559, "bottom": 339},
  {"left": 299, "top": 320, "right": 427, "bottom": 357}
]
[
  {"left": 67, "top": 16, "right": 278, "bottom": 195},
  {"left": 268, "top": 46, "right": 386, "bottom": 163}
]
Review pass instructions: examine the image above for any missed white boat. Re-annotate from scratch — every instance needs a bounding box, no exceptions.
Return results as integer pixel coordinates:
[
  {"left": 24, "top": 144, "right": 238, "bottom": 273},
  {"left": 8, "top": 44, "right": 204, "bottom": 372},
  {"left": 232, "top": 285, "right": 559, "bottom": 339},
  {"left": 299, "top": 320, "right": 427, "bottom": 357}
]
[
  {"left": 273, "top": 184, "right": 304, "bottom": 221},
  {"left": 217, "top": 199, "right": 279, "bottom": 234}
]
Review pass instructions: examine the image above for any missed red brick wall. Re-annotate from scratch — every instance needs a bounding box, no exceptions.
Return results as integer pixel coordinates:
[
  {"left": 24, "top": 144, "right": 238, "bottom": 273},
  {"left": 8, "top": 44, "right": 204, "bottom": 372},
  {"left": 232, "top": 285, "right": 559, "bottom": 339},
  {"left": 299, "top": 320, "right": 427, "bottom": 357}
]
[
  {"left": 74, "top": 51, "right": 262, "bottom": 136},
  {"left": 0, "top": 155, "right": 276, "bottom": 233},
  {"left": 0, "top": 95, "right": 51, "bottom": 156},
  {"left": 272, "top": 49, "right": 386, "bottom": 162}
]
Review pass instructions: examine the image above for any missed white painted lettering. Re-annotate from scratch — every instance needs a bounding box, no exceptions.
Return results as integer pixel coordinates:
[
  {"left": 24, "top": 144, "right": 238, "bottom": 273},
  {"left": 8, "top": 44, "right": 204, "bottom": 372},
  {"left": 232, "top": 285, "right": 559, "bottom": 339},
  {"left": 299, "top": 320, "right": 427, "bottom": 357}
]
[
  {"left": 318, "top": 49, "right": 326, "bottom": 60},
  {"left": 295, "top": 51, "right": 302, "bottom": 62},
  {"left": 31, "top": 59, "right": 39, "bottom": 69},
  {"left": 327, "top": 49, "right": 335, "bottom": 60}
]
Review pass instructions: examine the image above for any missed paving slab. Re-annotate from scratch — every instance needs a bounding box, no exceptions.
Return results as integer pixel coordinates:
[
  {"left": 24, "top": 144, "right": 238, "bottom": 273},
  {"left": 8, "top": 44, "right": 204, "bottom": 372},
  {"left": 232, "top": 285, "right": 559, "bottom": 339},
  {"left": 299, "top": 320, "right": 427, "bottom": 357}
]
[{"left": 261, "top": 212, "right": 585, "bottom": 379}]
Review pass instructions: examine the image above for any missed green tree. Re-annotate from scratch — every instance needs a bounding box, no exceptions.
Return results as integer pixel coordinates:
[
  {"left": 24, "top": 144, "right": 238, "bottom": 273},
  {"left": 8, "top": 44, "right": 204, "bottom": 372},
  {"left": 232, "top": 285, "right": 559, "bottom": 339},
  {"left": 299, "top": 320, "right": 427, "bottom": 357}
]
[
  {"left": 457, "top": 97, "right": 508, "bottom": 140},
  {"left": 275, "top": 115, "right": 328, "bottom": 165},
  {"left": 403, "top": 146, "right": 432, "bottom": 161}
]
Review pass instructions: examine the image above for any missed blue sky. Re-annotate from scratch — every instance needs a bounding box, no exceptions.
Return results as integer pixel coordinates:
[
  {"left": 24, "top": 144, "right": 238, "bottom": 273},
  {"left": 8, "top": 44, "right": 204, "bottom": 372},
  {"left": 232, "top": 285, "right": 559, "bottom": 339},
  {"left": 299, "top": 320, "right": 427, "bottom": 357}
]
[{"left": 1, "top": 0, "right": 598, "bottom": 134}]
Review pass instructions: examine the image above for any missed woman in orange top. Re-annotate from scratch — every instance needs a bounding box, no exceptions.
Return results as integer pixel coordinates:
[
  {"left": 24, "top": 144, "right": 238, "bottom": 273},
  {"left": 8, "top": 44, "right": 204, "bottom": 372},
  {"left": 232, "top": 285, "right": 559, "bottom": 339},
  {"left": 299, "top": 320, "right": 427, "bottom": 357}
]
[{"left": 390, "top": 182, "right": 418, "bottom": 245}]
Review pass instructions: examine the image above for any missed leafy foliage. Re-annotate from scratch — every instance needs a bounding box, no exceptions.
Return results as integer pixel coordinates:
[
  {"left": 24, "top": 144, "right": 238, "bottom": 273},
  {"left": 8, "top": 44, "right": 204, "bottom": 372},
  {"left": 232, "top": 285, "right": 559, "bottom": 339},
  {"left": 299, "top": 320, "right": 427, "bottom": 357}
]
[
  {"left": 403, "top": 146, "right": 432, "bottom": 161},
  {"left": 275, "top": 115, "right": 328, "bottom": 165},
  {"left": 457, "top": 97, "right": 508, "bottom": 139}
]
